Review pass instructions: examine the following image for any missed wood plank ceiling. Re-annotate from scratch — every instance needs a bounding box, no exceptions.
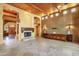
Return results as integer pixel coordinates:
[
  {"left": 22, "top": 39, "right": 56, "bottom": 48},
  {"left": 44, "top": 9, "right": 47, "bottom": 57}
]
[
  {"left": 7, "top": 3, "right": 78, "bottom": 16},
  {"left": 3, "top": 8, "right": 19, "bottom": 22}
]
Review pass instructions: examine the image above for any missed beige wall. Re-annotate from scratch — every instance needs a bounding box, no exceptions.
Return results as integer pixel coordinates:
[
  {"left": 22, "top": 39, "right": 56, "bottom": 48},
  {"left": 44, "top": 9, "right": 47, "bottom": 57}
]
[
  {"left": 0, "top": 4, "right": 4, "bottom": 44},
  {"left": 3, "top": 4, "right": 40, "bottom": 40}
]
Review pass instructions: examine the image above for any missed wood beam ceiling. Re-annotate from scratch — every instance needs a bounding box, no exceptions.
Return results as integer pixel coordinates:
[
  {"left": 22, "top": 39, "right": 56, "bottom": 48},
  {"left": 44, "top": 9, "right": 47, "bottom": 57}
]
[
  {"left": 26, "top": 4, "right": 47, "bottom": 14},
  {"left": 8, "top": 3, "right": 43, "bottom": 16},
  {"left": 7, "top": 3, "right": 79, "bottom": 16}
]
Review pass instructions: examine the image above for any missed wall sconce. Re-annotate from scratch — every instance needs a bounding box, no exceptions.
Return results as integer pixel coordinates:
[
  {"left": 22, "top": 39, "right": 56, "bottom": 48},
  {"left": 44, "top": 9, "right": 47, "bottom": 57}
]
[
  {"left": 65, "top": 24, "right": 74, "bottom": 29},
  {"left": 43, "top": 24, "right": 48, "bottom": 33},
  {"left": 65, "top": 24, "right": 74, "bottom": 34}
]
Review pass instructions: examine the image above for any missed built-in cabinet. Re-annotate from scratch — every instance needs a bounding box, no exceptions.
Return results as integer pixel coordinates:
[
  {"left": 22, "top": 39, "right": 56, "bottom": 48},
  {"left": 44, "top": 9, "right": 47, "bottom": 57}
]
[{"left": 43, "top": 33, "right": 73, "bottom": 42}]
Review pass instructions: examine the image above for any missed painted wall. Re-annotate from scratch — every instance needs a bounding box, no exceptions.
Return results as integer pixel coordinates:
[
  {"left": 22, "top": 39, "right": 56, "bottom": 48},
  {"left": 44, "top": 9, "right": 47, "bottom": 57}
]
[
  {"left": 3, "top": 4, "right": 40, "bottom": 40},
  {"left": 0, "top": 4, "right": 4, "bottom": 44}
]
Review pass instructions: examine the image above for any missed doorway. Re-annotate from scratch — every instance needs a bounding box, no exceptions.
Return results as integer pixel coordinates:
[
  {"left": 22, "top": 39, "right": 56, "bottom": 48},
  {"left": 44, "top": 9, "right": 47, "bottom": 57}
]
[
  {"left": 3, "top": 9, "right": 19, "bottom": 40},
  {"left": 34, "top": 17, "right": 41, "bottom": 37}
]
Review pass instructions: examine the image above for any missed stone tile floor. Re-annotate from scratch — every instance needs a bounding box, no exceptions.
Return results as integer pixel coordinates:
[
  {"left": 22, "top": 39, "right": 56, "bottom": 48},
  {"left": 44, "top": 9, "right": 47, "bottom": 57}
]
[{"left": 0, "top": 37, "right": 79, "bottom": 56}]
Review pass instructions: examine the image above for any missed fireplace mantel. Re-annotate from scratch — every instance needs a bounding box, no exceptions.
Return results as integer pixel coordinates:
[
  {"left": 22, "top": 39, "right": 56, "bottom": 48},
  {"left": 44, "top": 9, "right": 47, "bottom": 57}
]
[{"left": 21, "top": 27, "right": 34, "bottom": 33}]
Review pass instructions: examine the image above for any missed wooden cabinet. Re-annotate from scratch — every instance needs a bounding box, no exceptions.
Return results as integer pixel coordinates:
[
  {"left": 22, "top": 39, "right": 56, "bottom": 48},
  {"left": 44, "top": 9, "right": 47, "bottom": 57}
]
[
  {"left": 43, "top": 33, "right": 66, "bottom": 41},
  {"left": 43, "top": 33, "right": 73, "bottom": 42},
  {"left": 66, "top": 35, "right": 73, "bottom": 42}
]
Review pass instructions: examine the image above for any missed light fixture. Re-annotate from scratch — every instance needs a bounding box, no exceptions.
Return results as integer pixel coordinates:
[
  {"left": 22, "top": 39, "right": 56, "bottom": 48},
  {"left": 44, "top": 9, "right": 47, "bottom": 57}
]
[
  {"left": 56, "top": 5, "right": 63, "bottom": 12},
  {"left": 52, "top": 28, "right": 57, "bottom": 34},
  {"left": 50, "top": 14, "right": 54, "bottom": 18},
  {"left": 41, "top": 17, "right": 44, "bottom": 20},
  {"left": 63, "top": 10, "right": 68, "bottom": 15},
  {"left": 71, "top": 8, "right": 76, "bottom": 13},
  {"left": 65, "top": 24, "right": 74, "bottom": 34},
  {"left": 55, "top": 13, "right": 59, "bottom": 16},
  {"left": 43, "top": 24, "right": 48, "bottom": 33},
  {"left": 56, "top": 4, "right": 69, "bottom": 13},
  {"left": 57, "top": 5, "right": 62, "bottom": 10},
  {"left": 45, "top": 16, "right": 48, "bottom": 19},
  {"left": 53, "top": 31, "right": 56, "bottom": 34},
  {"left": 65, "top": 24, "right": 74, "bottom": 29}
]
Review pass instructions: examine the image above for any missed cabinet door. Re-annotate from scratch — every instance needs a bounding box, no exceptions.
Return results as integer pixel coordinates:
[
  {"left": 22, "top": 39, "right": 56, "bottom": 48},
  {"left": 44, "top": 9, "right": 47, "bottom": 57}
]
[{"left": 66, "top": 35, "right": 72, "bottom": 42}]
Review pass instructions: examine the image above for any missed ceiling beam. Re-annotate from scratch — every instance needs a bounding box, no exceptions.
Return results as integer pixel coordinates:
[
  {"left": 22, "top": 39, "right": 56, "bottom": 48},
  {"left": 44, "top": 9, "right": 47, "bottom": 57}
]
[
  {"left": 7, "top": 3, "right": 42, "bottom": 15},
  {"left": 27, "top": 4, "right": 47, "bottom": 14}
]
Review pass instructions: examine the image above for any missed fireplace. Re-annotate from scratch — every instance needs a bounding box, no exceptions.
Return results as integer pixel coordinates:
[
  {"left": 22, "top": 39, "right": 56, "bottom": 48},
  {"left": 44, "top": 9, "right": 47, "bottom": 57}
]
[
  {"left": 23, "top": 31, "right": 35, "bottom": 41},
  {"left": 21, "top": 28, "right": 34, "bottom": 40},
  {"left": 24, "top": 31, "right": 32, "bottom": 38},
  {"left": 24, "top": 31, "right": 32, "bottom": 37}
]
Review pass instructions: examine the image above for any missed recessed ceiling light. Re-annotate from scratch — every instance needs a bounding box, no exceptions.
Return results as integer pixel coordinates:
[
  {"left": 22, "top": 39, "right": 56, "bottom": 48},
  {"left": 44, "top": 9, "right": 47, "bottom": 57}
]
[
  {"left": 55, "top": 13, "right": 59, "bottom": 16},
  {"left": 63, "top": 10, "right": 67, "bottom": 15},
  {"left": 71, "top": 8, "right": 76, "bottom": 13},
  {"left": 41, "top": 17, "right": 44, "bottom": 20},
  {"left": 45, "top": 16, "right": 48, "bottom": 19},
  {"left": 50, "top": 14, "right": 54, "bottom": 18}
]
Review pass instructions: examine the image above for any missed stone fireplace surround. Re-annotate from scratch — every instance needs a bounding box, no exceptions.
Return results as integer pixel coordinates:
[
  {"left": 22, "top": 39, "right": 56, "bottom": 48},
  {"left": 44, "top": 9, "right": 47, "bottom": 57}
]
[{"left": 21, "top": 27, "right": 35, "bottom": 41}]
